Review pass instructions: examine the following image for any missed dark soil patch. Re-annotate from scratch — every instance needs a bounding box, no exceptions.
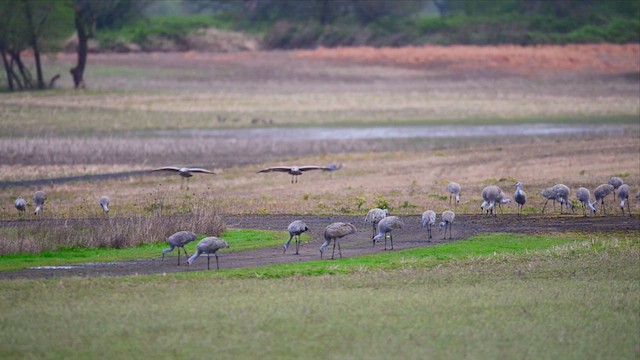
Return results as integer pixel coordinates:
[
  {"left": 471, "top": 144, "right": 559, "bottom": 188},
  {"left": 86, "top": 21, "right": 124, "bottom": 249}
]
[{"left": 1, "top": 213, "right": 637, "bottom": 280}]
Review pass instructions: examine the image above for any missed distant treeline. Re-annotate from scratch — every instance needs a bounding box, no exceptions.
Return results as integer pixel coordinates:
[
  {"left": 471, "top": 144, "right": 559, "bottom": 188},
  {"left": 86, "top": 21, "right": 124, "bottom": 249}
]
[{"left": 97, "top": 0, "right": 640, "bottom": 50}]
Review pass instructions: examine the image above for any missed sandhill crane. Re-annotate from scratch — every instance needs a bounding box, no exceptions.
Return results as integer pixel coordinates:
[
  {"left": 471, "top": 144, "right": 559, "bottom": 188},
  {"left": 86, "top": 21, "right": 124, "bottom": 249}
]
[
  {"left": 326, "top": 163, "right": 343, "bottom": 172},
  {"left": 364, "top": 208, "right": 389, "bottom": 238},
  {"left": 496, "top": 190, "right": 511, "bottom": 214},
  {"left": 258, "top": 165, "right": 333, "bottom": 183},
  {"left": 320, "top": 222, "right": 357, "bottom": 259},
  {"left": 421, "top": 210, "right": 436, "bottom": 241},
  {"left": 447, "top": 182, "right": 461, "bottom": 206},
  {"left": 576, "top": 187, "right": 596, "bottom": 216},
  {"left": 439, "top": 210, "right": 455, "bottom": 239},
  {"left": 480, "top": 186, "right": 501, "bottom": 216},
  {"left": 152, "top": 166, "right": 215, "bottom": 188},
  {"left": 187, "top": 237, "right": 229, "bottom": 270},
  {"left": 162, "top": 231, "right": 197, "bottom": 265},
  {"left": 617, "top": 184, "right": 631, "bottom": 216},
  {"left": 514, "top": 182, "right": 526, "bottom": 215},
  {"left": 552, "top": 184, "right": 574, "bottom": 214},
  {"left": 33, "top": 191, "right": 46, "bottom": 216},
  {"left": 99, "top": 196, "right": 110, "bottom": 217},
  {"left": 373, "top": 216, "right": 403, "bottom": 250},
  {"left": 609, "top": 176, "right": 623, "bottom": 201},
  {"left": 284, "top": 220, "right": 309, "bottom": 254},
  {"left": 15, "top": 196, "right": 26, "bottom": 217},
  {"left": 541, "top": 187, "right": 558, "bottom": 213},
  {"left": 593, "top": 183, "right": 614, "bottom": 215}
]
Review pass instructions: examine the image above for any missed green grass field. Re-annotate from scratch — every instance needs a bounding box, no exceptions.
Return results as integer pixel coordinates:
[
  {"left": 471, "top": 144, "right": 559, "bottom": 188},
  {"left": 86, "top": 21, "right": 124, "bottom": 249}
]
[{"left": 0, "top": 232, "right": 637, "bottom": 359}]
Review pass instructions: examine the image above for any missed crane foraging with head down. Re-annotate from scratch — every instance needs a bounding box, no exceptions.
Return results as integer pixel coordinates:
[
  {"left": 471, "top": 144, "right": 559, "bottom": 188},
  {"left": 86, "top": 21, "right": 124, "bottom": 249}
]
[
  {"left": 439, "top": 210, "right": 455, "bottom": 240},
  {"left": 373, "top": 216, "right": 404, "bottom": 250},
  {"left": 364, "top": 208, "right": 389, "bottom": 238},
  {"left": 552, "top": 184, "right": 574, "bottom": 214},
  {"left": 617, "top": 184, "right": 631, "bottom": 216},
  {"left": 162, "top": 231, "right": 197, "bottom": 265},
  {"left": 99, "top": 196, "right": 110, "bottom": 218},
  {"left": 284, "top": 220, "right": 309, "bottom": 255},
  {"left": 33, "top": 191, "right": 46, "bottom": 216},
  {"left": 576, "top": 187, "right": 596, "bottom": 216},
  {"left": 320, "top": 222, "right": 357, "bottom": 260},
  {"left": 608, "top": 176, "right": 623, "bottom": 201},
  {"left": 421, "top": 210, "right": 436, "bottom": 241},
  {"left": 593, "top": 183, "right": 614, "bottom": 215},
  {"left": 447, "top": 182, "right": 461, "bottom": 207},
  {"left": 187, "top": 237, "right": 229, "bottom": 270}
]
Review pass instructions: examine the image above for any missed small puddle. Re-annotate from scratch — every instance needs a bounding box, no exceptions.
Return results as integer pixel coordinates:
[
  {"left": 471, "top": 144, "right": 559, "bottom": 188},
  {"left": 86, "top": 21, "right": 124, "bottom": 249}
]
[{"left": 29, "top": 266, "right": 82, "bottom": 270}]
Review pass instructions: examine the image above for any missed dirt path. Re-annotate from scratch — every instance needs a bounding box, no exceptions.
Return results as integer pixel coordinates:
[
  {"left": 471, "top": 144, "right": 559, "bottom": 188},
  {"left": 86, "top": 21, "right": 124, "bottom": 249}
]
[{"left": 1, "top": 214, "right": 637, "bottom": 280}]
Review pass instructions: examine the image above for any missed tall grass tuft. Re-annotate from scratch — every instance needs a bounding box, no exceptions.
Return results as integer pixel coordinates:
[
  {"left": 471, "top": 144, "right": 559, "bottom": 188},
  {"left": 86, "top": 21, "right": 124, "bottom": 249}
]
[{"left": 0, "top": 199, "right": 225, "bottom": 255}]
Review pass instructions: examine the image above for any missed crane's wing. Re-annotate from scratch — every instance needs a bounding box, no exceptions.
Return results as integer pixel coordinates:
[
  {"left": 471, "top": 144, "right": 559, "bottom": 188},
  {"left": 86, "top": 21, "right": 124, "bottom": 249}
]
[
  {"left": 152, "top": 166, "right": 181, "bottom": 172},
  {"left": 186, "top": 168, "right": 214, "bottom": 174},
  {"left": 298, "top": 166, "right": 331, "bottom": 172},
  {"left": 258, "top": 166, "right": 292, "bottom": 173},
  {"left": 325, "top": 163, "right": 343, "bottom": 171}
]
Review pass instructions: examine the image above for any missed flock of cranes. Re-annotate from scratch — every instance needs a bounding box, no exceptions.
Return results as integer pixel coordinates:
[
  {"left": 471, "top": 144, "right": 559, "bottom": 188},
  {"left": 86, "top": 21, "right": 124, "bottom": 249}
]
[{"left": 9, "top": 164, "right": 638, "bottom": 270}]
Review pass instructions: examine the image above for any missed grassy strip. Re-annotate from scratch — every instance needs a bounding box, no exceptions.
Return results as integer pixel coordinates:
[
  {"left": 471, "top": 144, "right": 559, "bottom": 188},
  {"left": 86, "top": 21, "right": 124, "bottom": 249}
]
[
  {"left": 180, "top": 233, "right": 586, "bottom": 279},
  {"left": 0, "top": 228, "right": 288, "bottom": 272},
  {"left": 0, "top": 232, "right": 637, "bottom": 359}
]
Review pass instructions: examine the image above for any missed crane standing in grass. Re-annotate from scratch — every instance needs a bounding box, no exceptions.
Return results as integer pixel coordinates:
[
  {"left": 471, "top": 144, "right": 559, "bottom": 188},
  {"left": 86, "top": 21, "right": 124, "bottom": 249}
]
[
  {"left": 364, "top": 208, "right": 389, "bottom": 238},
  {"left": 162, "top": 231, "right": 197, "bottom": 265},
  {"left": 187, "top": 237, "right": 229, "bottom": 270},
  {"left": 439, "top": 210, "right": 455, "bottom": 240},
  {"left": 99, "top": 196, "right": 110, "bottom": 218},
  {"left": 33, "top": 191, "right": 46, "bottom": 216},
  {"left": 447, "top": 182, "right": 461, "bottom": 207},
  {"left": 617, "top": 184, "right": 631, "bottom": 216},
  {"left": 373, "top": 216, "right": 404, "bottom": 250},
  {"left": 552, "top": 184, "right": 574, "bottom": 214},
  {"left": 320, "top": 222, "right": 357, "bottom": 260},
  {"left": 15, "top": 196, "right": 26, "bottom": 217},
  {"left": 421, "top": 210, "right": 436, "bottom": 241},
  {"left": 576, "top": 187, "right": 596, "bottom": 216},
  {"left": 514, "top": 181, "right": 527, "bottom": 215},
  {"left": 284, "top": 220, "right": 309, "bottom": 255},
  {"left": 541, "top": 187, "right": 558, "bottom": 213}
]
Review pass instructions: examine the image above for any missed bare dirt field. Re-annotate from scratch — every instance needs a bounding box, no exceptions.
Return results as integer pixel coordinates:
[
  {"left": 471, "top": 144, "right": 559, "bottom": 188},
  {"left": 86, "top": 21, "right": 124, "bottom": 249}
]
[{"left": 1, "top": 213, "right": 638, "bottom": 280}]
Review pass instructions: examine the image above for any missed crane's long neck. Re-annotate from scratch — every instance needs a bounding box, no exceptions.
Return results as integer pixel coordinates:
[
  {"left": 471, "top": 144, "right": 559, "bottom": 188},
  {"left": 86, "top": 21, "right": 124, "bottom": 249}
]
[{"left": 187, "top": 249, "right": 202, "bottom": 265}]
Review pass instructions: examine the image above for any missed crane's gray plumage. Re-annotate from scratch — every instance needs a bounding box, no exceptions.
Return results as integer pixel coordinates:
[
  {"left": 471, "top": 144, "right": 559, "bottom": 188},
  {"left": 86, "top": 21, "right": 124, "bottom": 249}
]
[
  {"left": 320, "top": 222, "right": 357, "bottom": 259},
  {"left": 593, "top": 183, "right": 614, "bottom": 215},
  {"left": 514, "top": 181, "right": 527, "bottom": 215},
  {"left": 373, "top": 216, "right": 404, "bottom": 250},
  {"left": 617, "top": 184, "right": 631, "bottom": 216},
  {"left": 541, "top": 187, "right": 558, "bottom": 213},
  {"left": 496, "top": 190, "right": 511, "bottom": 214},
  {"left": 258, "top": 165, "right": 333, "bottom": 183},
  {"left": 421, "top": 210, "right": 436, "bottom": 241},
  {"left": 439, "top": 210, "right": 455, "bottom": 239},
  {"left": 187, "top": 237, "right": 229, "bottom": 270},
  {"left": 480, "top": 186, "right": 501, "bottom": 216},
  {"left": 33, "top": 191, "right": 46, "bottom": 216},
  {"left": 576, "top": 187, "right": 596, "bottom": 216},
  {"left": 162, "top": 231, "right": 197, "bottom": 265},
  {"left": 326, "top": 163, "right": 343, "bottom": 172},
  {"left": 609, "top": 176, "right": 623, "bottom": 201},
  {"left": 447, "top": 182, "right": 461, "bottom": 206},
  {"left": 15, "top": 196, "right": 26, "bottom": 217},
  {"left": 99, "top": 196, "right": 110, "bottom": 217},
  {"left": 364, "top": 208, "right": 389, "bottom": 238},
  {"left": 552, "top": 184, "right": 574, "bottom": 214},
  {"left": 284, "top": 220, "right": 309, "bottom": 254},
  {"left": 152, "top": 166, "right": 214, "bottom": 188}
]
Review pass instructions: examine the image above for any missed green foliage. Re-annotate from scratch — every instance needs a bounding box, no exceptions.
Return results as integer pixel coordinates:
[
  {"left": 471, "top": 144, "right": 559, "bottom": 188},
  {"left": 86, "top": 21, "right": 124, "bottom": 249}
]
[{"left": 374, "top": 195, "right": 390, "bottom": 210}]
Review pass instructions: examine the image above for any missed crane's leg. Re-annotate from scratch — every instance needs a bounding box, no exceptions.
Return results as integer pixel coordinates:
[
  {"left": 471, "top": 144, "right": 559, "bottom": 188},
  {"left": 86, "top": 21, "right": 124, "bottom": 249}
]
[
  {"left": 215, "top": 253, "right": 220, "bottom": 270},
  {"left": 331, "top": 240, "right": 336, "bottom": 260},
  {"left": 207, "top": 255, "right": 210, "bottom": 270},
  {"left": 295, "top": 235, "right": 300, "bottom": 255},
  {"left": 177, "top": 248, "right": 181, "bottom": 265},
  {"left": 390, "top": 234, "right": 394, "bottom": 250},
  {"left": 337, "top": 240, "right": 342, "bottom": 259},
  {"left": 542, "top": 199, "right": 548, "bottom": 213},
  {"left": 626, "top": 201, "right": 631, "bottom": 216},
  {"left": 384, "top": 234, "right": 388, "bottom": 250},
  {"left": 183, "top": 247, "right": 190, "bottom": 259},
  {"left": 449, "top": 194, "right": 452, "bottom": 206}
]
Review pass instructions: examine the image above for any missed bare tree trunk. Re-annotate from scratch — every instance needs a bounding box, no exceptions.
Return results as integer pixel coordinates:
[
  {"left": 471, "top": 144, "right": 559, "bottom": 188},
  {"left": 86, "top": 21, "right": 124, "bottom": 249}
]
[
  {"left": 22, "top": 0, "right": 45, "bottom": 89},
  {"left": 0, "top": 48, "right": 14, "bottom": 91},
  {"left": 12, "top": 52, "right": 32, "bottom": 89},
  {"left": 70, "top": 4, "right": 88, "bottom": 89}
]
